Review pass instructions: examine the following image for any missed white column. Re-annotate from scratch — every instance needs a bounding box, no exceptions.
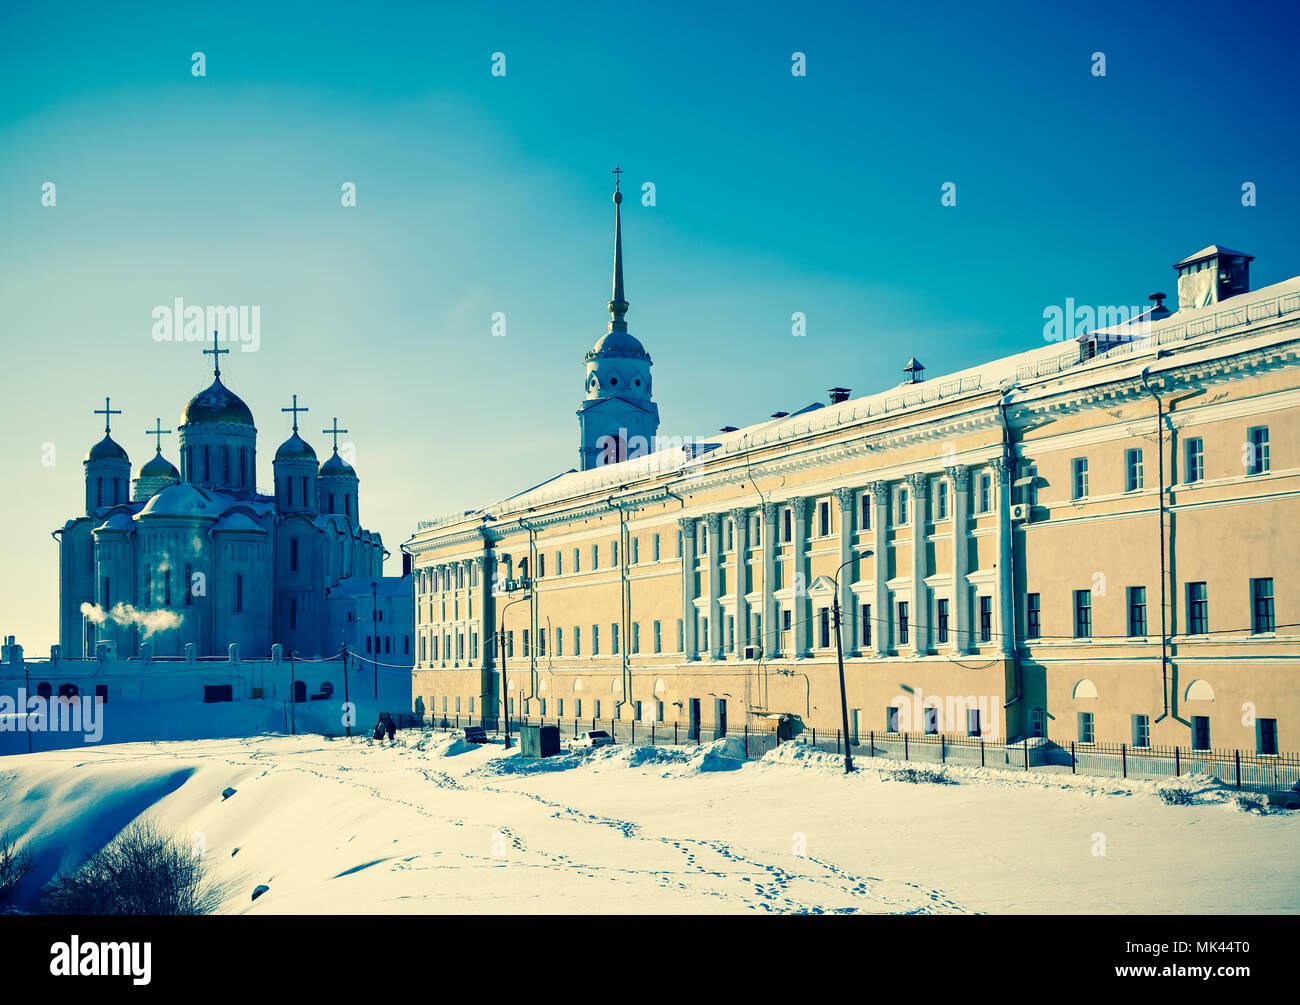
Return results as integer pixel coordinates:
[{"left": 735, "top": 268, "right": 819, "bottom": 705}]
[
  {"left": 761, "top": 503, "right": 777, "bottom": 657},
  {"left": 790, "top": 497, "right": 809, "bottom": 657},
  {"left": 731, "top": 506, "right": 749, "bottom": 657},
  {"left": 706, "top": 512, "right": 722, "bottom": 659},
  {"left": 833, "top": 487, "right": 855, "bottom": 653},
  {"left": 907, "top": 472, "right": 930, "bottom": 655},
  {"left": 678, "top": 516, "right": 697, "bottom": 659},
  {"left": 992, "top": 456, "right": 1015, "bottom": 657},
  {"left": 947, "top": 465, "right": 971, "bottom": 653},
  {"left": 868, "top": 480, "right": 890, "bottom": 656}
]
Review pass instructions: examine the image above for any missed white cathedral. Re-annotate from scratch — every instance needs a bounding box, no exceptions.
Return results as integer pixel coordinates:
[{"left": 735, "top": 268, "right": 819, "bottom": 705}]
[{"left": 56, "top": 341, "right": 389, "bottom": 660}]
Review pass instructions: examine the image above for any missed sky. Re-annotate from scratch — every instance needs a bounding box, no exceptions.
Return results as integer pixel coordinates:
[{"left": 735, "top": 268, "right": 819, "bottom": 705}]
[{"left": 1, "top": 0, "right": 1298, "bottom": 652}]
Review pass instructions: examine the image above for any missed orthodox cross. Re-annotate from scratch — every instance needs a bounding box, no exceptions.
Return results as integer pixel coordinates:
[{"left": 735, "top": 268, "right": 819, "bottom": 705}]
[
  {"left": 93, "top": 396, "right": 121, "bottom": 434},
  {"left": 323, "top": 417, "right": 348, "bottom": 452},
  {"left": 203, "top": 328, "right": 229, "bottom": 377},
  {"left": 145, "top": 417, "right": 172, "bottom": 453},
  {"left": 612, "top": 164, "right": 623, "bottom": 193},
  {"left": 282, "top": 394, "right": 309, "bottom": 433}
]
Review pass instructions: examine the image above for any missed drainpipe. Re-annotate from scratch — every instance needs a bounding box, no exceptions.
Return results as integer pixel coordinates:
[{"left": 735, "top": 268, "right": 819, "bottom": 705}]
[
  {"left": 996, "top": 392, "right": 1023, "bottom": 718},
  {"left": 1140, "top": 367, "right": 1171, "bottom": 722}
]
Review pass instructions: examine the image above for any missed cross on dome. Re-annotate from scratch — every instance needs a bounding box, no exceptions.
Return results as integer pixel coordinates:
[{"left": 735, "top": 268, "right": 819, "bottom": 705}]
[
  {"left": 144, "top": 417, "right": 172, "bottom": 453},
  {"left": 282, "top": 393, "right": 309, "bottom": 432},
  {"left": 323, "top": 417, "right": 349, "bottom": 453},
  {"left": 94, "top": 396, "right": 121, "bottom": 434},
  {"left": 203, "top": 328, "right": 230, "bottom": 377}
]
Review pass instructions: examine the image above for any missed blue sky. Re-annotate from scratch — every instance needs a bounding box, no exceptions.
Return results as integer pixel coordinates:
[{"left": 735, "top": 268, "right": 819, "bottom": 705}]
[{"left": 2, "top": 0, "right": 1298, "bottom": 650}]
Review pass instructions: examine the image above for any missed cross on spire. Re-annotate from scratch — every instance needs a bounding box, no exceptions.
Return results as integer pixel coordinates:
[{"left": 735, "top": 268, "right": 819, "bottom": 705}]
[
  {"left": 282, "top": 393, "right": 309, "bottom": 433},
  {"left": 612, "top": 164, "right": 623, "bottom": 191},
  {"left": 203, "top": 328, "right": 229, "bottom": 377},
  {"left": 144, "top": 417, "right": 172, "bottom": 453},
  {"left": 608, "top": 166, "right": 628, "bottom": 330},
  {"left": 322, "top": 417, "right": 348, "bottom": 453},
  {"left": 93, "top": 396, "right": 121, "bottom": 434}
]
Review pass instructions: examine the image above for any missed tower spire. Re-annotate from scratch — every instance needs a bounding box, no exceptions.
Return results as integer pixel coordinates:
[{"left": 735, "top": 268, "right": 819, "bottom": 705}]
[{"left": 608, "top": 166, "right": 628, "bottom": 333}]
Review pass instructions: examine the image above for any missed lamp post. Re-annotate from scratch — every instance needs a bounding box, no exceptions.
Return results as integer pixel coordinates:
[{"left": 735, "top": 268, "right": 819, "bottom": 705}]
[
  {"left": 497, "top": 590, "right": 532, "bottom": 749},
  {"left": 832, "top": 549, "right": 872, "bottom": 774}
]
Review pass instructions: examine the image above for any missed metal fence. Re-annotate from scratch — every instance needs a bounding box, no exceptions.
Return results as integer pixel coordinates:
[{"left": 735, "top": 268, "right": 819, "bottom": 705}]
[{"left": 383, "top": 713, "right": 1300, "bottom": 795}]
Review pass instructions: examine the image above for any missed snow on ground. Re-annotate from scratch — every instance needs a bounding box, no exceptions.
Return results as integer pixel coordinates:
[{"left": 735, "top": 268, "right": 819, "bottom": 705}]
[{"left": 1, "top": 732, "right": 1296, "bottom": 914}]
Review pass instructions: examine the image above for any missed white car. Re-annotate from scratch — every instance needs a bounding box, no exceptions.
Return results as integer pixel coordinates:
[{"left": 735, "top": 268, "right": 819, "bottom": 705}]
[{"left": 570, "top": 730, "right": 615, "bottom": 748}]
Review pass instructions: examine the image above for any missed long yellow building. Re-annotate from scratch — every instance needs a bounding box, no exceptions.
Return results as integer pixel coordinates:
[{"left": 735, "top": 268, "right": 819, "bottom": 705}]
[{"left": 406, "top": 227, "right": 1299, "bottom": 756}]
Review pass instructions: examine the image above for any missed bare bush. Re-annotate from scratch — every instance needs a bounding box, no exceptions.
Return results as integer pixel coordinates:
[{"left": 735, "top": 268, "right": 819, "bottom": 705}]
[
  {"left": 882, "top": 766, "right": 955, "bottom": 785},
  {"left": 38, "top": 819, "right": 226, "bottom": 915},
  {"left": 0, "top": 829, "right": 35, "bottom": 904}
]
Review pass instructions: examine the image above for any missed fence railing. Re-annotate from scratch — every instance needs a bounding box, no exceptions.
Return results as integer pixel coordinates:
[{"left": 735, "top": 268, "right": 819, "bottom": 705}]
[{"left": 381, "top": 714, "right": 1300, "bottom": 795}]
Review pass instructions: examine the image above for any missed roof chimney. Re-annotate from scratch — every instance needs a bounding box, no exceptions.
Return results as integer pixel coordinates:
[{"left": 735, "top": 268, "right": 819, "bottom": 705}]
[
  {"left": 1173, "top": 245, "right": 1253, "bottom": 310},
  {"left": 1148, "top": 292, "right": 1171, "bottom": 320},
  {"left": 828, "top": 387, "right": 851, "bottom": 404},
  {"left": 903, "top": 357, "right": 925, "bottom": 384}
]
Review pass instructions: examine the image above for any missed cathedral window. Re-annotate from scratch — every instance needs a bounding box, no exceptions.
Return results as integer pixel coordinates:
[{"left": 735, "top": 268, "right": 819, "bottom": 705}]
[
  {"left": 222, "top": 447, "right": 230, "bottom": 484},
  {"left": 235, "top": 574, "right": 243, "bottom": 614},
  {"left": 300, "top": 477, "right": 307, "bottom": 505},
  {"left": 291, "top": 538, "right": 299, "bottom": 572},
  {"left": 96, "top": 478, "right": 103, "bottom": 507},
  {"left": 144, "top": 564, "right": 152, "bottom": 607},
  {"left": 102, "top": 576, "right": 110, "bottom": 608},
  {"left": 288, "top": 478, "right": 294, "bottom": 505}
]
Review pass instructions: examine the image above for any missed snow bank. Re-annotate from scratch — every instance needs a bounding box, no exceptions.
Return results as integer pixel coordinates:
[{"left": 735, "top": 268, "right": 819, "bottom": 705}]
[
  {"left": 685, "top": 737, "right": 747, "bottom": 773},
  {"left": 1154, "top": 774, "right": 1268, "bottom": 813}
]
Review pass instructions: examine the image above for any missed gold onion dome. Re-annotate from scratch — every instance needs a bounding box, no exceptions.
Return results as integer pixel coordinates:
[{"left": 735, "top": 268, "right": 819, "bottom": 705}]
[
  {"left": 182, "top": 376, "right": 255, "bottom": 426},
  {"left": 139, "top": 451, "right": 179, "bottom": 479}
]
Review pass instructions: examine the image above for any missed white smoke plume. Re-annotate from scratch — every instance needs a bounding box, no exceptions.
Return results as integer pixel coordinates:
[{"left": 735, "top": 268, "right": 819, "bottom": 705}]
[{"left": 80, "top": 602, "right": 183, "bottom": 638}]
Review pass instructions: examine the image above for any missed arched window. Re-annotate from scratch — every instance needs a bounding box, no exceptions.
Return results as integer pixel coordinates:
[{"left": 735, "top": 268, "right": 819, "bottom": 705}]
[
  {"left": 58, "top": 683, "right": 79, "bottom": 699},
  {"left": 36, "top": 682, "right": 52, "bottom": 699}
]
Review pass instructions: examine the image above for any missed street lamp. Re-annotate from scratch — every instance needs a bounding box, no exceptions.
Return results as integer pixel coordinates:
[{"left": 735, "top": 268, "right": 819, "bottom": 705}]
[
  {"left": 832, "top": 548, "right": 873, "bottom": 774},
  {"left": 496, "top": 590, "right": 532, "bottom": 749}
]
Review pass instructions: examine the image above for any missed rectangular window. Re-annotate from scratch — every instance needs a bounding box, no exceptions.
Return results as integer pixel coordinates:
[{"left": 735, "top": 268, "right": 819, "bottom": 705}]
[
  {"left": 574, "top": 626, "right": 581, "bottom": 656},
  {"left": 632, "top": 622, "right": 640, "bottom": 654},
  {"left": 538, "top": 628, "right": 546, "bottom": 657},
  {"left": 979, "top": 596, "right": 992, "bottom": 643},
  {"left": 653, "top": 620, "right": 662, "bottom": 653},
  {"left": 611, "top": 623, "right": 619, "bottom": 654},
  {"left": 1072, "top": 458, "right": 1089, "bottom": 500},
  {"left": 897, "top": 602, "right": 909, "bottom": 647},
  {"left": 538, "top": 553, "right": 545, "bottom": 578},
  {"left": 574, "top": 547, "right": 580, "bottom": 572},
  {"left": 592, "top": 544, "right": 599, "bottom": 569},
  {"left": 1127, "top": 586, "right": 1147, "bottom": 637},
  {"left": 1073, "top": 590, "right": 1092, "bottom": 639},
  {"left": 1258, "top": 718, "right": 1278, "bottom": 756},
  {"left": 556, "top": 628, "right": 563, "bottom": 657},
  {"left": 860, "top": 493, "right": 871, "bottom": 530},
  {"left": 676, "top": 619, "right": 683, "bottom": 653},
  {"left": 818, "top": 500, "right": 830, "bottom": 537},
  {"left": 612, "top": 540, "right": 618, "bottom": 567},
  {"left": 1019, "top": 463, "right": 1038, "bottom": 507},
  {"left": 1187, "top": 582, "right": 1209, "bottom": 635},
  {"left": 1186, "top": 437, "right": 1204, "bottom": 483},
  {"left": 632, "top": 537, "right": 639, "bottom": 564},
  {"left": 1125, "top": 448, "right": 1144, "bottom": 491},
  {"left": 885, "top": 706, "right": 900, "bottom": 733},
  {"left": 235, "top": 574, "right": 243, "bottom": 614},
  {"left": 291, "top": 537, "right": 299, "bottom": 572},
  {"left": 818, "top": 609, "right": 831, "bottom": 648},
  {"left": 937, "top": 598, "right": 949, "bottom": 644},
  {"left": 1078, "top": 712, "right": 1095, "bottom": 745},
  {"left": 782, "top": 507, "right": 792, "bottom": 543},
  {"left": 592, "top": 624, "right": 600, "bottom": 655},
  {"left": 522, "top": 629, "right": 529, "bottom": 656},
  {"left": 1247, "top": 426, "right": 1270, "bottom": 475},
  {"left": 1191, "top": 715, "right": 1210, "bottom": 751},
  {"left": 967, "top": 709, "right": 981, "bottom": 737},
  {"left": 556, "top": 551, "right": 562, "bottom": 576},
  {"left": 1251, "top": 578, "right": 1275, "bottom": 634},
  {"left": 859, "top": 604, "right": 872, "bottom": 648},
  {"left": 979, "top": 473, "right": 992, "bottom": 513},
  {"left": 895, "top": 486, "right": 909, "bottom": 526},
  {"left": 935, "top": 480, "right": 948, "bottom": 520},
  {"left": 506, "top": 631, "right": 514, "bottom": 658},
  {"left": 1027, "top": 593, "right": 1041, "bottom": 639},
  {"left": 652, "top": 533, "right": 660, "bottom": 561},
  {"left": 1133, "top": 714, "right": 1151, "bottom": 748},
  {"left": 575, "top": 699, "right": 583, "bottom": 720}
]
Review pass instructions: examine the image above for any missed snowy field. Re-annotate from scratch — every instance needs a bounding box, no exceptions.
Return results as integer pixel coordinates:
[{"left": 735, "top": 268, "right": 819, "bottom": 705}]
[{"left": 2, "top": 731, "right": 1296, "bottom": 914}]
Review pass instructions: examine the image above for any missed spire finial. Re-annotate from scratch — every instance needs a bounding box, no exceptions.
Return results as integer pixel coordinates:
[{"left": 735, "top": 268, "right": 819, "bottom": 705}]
[
  {"left": 203, "top": 328, "right": 229, "bottom": 377},
  {"left": 608, "top": 166, "right": 628, "bottom": 332}
]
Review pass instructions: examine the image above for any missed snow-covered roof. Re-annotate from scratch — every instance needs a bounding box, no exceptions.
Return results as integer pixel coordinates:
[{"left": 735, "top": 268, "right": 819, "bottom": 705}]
[
  {"left": 212, "top": 512, "right": 265, "bottom": 533},
  {"left": 414, "top": 272, "right": 1300, "bottom": 533},
  {"left": 1174, "top": 245, "right": 1253, "bottom": 267}
]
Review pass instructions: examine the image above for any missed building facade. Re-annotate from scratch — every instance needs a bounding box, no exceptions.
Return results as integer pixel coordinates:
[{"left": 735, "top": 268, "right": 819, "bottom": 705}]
[{"left": 407, "top": 220, "right": 1300, "bottom": 755}]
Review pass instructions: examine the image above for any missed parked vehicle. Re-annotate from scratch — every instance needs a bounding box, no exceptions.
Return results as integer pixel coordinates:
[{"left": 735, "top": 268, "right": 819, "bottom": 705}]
[
  {"left": 1266, "top": 781, "right": 1300, "bottom": 810},
  {"left": 570, "top": 730, "right": 614, "bottom": 748}
]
